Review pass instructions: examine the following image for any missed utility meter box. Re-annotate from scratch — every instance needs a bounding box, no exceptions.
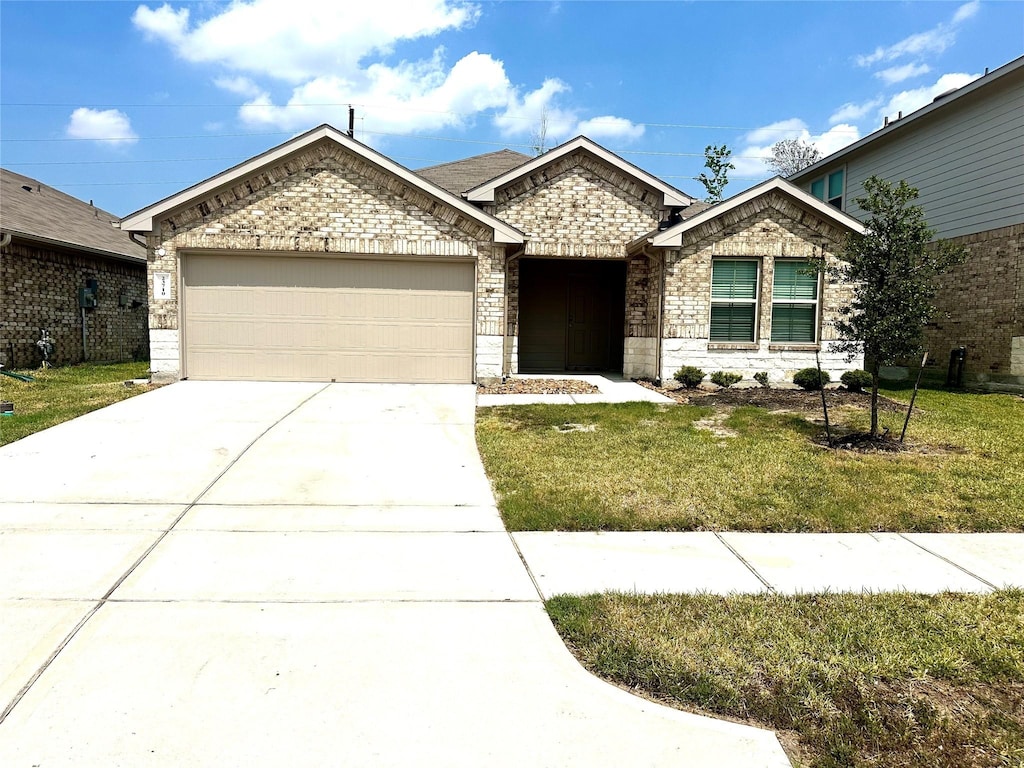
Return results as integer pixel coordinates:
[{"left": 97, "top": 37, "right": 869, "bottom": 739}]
[{"left": 78, "top": 286, "right": 98, "bottom": 308}]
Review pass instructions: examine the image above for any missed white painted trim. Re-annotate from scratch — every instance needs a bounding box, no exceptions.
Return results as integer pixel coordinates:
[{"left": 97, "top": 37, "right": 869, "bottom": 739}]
[
  {"left": 119, "top": 124, "right": 525, "bottom": 245},
  {"left": 464, "top": 135, "right": 696, "bottom": 208},
  {"left": 648, "top": 177, "right": 865, "bottom": 248}
]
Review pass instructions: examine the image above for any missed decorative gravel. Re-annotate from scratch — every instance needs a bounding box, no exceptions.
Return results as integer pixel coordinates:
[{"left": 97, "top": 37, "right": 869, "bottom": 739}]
[{"left": 477, "top": 378, "right": 601, "bottom": 395}]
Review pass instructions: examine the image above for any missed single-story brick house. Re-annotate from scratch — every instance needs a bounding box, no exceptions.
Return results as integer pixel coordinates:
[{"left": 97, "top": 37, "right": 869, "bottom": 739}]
[
  {"left": 119, "top": 125, "right": 864, "bottom": 384},
  {"left": 1, "top": 169, "right": 149, "bottom": 368}
]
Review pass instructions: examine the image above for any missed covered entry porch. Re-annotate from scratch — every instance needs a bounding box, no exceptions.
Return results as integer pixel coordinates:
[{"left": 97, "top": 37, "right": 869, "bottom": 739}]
[{"left": 516, "top": 258, "right": 627, "bottom": 374}]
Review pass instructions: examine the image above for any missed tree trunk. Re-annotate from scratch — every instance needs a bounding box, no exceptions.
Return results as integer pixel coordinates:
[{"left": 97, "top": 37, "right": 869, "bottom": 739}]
[{"left": 870, "top": 364, "right": 881, "bottom": 437}]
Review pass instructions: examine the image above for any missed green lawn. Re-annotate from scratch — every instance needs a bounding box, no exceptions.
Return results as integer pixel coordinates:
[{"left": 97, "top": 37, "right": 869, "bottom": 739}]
[
  {"left": 548, "top": 591, "right": 1024, "bottom": 768},
  {"left": 475, "top": 388, "right": 1024, "bottom": 532},
  {"left": 0, "top": 362, "right": 153, "bottom": 446}
]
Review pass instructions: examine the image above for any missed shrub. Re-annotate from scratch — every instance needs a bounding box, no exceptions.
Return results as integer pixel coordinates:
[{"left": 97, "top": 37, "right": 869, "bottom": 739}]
[
  {"left": 673, "top": 366, "right": 705, "bottom": 388},
  {"left": 840, "top": 369, "right": 873, "bottom": 393},
  {"left": 793, "top": 367, "right": 831, "bottom": 391},
  {"left": 753, "top": 371, "right": 770, "bottom": 388},
  {"left": 710, "top": 371, "right": 743, "bottom": 389}
]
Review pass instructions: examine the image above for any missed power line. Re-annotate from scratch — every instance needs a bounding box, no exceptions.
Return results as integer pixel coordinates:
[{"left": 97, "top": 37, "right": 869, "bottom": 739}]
[{"left": 0, "top": 100, "right": 860, "bottom": 135}]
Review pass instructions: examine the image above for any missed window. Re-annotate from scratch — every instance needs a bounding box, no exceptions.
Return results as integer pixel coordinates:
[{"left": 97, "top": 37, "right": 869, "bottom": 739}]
[
  {"left": 810, "top": 168, "right": 844, "bottom": 209},
  {"left": 771, "top": 261, "right": 819, "bottom": 343},
  {"left": 710, "top": 260, "right": 758, "bottom": 342}
]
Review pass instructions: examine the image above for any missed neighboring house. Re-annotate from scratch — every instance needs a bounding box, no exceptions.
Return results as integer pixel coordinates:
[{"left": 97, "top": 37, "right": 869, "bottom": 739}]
[
  {"left": 119, "top": 125, "right": 863, "bottom": 384},
  {"left": 790, "top": 55, "right": 1024, "bottom": 391},
  {"left": 0, "top": 169, "right": 149, "bottom": 368}
]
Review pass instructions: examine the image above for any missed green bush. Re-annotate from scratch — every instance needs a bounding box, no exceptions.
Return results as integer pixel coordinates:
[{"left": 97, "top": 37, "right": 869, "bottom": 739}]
[
  {"left": 840, "top": 369, "right": 873, "bottom": 392},
  {"left": 673, "top": 366, "right": 705, "bottom": 388},
  {"left": 753, "top": 371, "right": 770, "bottom": 388},
  {"left": 710, "top": 371, "right": 743, "bottom": 388},
  {"left": 793, "top": 367, "right": 831, "bottom": 391}
]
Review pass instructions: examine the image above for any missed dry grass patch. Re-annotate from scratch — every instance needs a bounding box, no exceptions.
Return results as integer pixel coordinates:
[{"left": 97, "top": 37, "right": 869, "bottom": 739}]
[
  {"left": 548, "top": 591, "right": 1024, "bottom": 768},
  {"left": 475, "top": 389, "right": 1024, "bottom": 532},
  {"left": 0, "top": 362, "right": 153, "bottom": 445}
]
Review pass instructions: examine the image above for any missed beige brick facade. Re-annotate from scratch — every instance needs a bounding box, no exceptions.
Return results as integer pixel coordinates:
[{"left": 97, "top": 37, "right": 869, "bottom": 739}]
[
  {"left": 1, "top": 240, "right": 148, "bottom": 368},
  {"left": 659, "top": 192, "right": 859, "bottom": 381},
  {"left": 923, "top": 223, "right": 1023, "bottom": 386}
]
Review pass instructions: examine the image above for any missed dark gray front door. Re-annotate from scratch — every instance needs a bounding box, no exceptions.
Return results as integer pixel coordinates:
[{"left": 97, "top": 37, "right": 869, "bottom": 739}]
[{"left": 567, "top": 271, "right": 610, "bottom": 370}]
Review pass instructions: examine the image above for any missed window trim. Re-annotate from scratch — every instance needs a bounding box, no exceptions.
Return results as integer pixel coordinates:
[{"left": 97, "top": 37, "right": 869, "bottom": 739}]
[
  {"left": 770, "top": 259, "right": 821, "bottom": 345},
  {"left": 709, "top": 257, "right": 760, "bottom": 344}
]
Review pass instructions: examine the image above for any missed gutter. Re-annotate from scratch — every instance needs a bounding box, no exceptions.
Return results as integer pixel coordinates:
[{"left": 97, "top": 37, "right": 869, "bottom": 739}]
[{"left": 1, "top": 229, "right": 145, "bottom": 265}]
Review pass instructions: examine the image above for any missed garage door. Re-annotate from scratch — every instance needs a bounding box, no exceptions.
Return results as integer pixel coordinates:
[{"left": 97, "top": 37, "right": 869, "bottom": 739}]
[{"left": 183, "top": 253, "right": 474, "bottom": 382}]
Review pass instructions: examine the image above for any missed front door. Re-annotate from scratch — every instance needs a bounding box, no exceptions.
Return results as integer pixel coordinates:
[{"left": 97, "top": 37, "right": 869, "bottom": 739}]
[{"left": 566, "top": 271, "right": 611, "bottom": 370}]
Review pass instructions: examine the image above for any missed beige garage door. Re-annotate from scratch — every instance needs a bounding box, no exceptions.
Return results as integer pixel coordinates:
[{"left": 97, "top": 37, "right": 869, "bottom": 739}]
[{"left": 183, "top": 253, "right": 474, "bottom": 382}]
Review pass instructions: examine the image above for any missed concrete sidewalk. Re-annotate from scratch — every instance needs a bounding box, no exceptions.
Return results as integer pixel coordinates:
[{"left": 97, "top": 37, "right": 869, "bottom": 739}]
[
  {"left": 0, "top": 382, "right": 789, "bottom": 768},
  {"left": 477, "top": 373, "right": 675, "bottom": 406},
  {"left": 512, "top": 531, "right": 1024, "bottom": 598}
]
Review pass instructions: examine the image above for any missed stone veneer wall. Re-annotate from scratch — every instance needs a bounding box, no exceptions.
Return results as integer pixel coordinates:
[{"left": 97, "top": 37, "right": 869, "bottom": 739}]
[
  {"left": 143, "top": 140, "right": 501, "bottom": 380},
  {"left": 488, "top": 152, "right": 665, "bottom": 376},
  {"left": 1, "top": 240, "right": 148, "bottom": 368},
  {"left": 659, "top": 193, "right": 860, "bottom": 382},
  {"left": 923, "top": 223, "right": 1023, "bottom": 387}
]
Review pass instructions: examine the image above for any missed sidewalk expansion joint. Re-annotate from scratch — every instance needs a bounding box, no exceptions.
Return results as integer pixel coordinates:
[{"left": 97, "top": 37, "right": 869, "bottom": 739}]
[
  {"left": 507, "top": 532, "right": 548, "bottom": 601},
  {"left": 897, "top": 533, "right": 999, "bottom": 591},
  {"left": 1, "top": 383, "right": 331, "bottom": 726},
  {"left": 714, "top": 532, "right": 776, "bottom": 593}
]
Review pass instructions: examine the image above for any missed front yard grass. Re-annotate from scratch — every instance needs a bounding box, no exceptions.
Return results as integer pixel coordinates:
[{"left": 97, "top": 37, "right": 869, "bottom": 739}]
[
  {"left": 0, "top": 362, "right": 152, "bottom": 446},
  {"left": 475, "top": 388, "right": 1024, "bottom": 532},
  {"left": 548, "top": 591, "right": 1024, "bottom": 768}
]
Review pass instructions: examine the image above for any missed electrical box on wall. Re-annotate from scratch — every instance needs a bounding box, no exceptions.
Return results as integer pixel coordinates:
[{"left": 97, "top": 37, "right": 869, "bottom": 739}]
[{"left": 78, "top": 285, "right": 98, "bottom": 308}]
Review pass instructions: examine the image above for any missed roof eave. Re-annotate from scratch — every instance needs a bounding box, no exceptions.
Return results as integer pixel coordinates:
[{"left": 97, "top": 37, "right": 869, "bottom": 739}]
[
  {"left": 118, "top": 124, "right": 524, "bottom": 245},
  {"left": 4, "top": 229, "right": 146, "bottom": 264}
]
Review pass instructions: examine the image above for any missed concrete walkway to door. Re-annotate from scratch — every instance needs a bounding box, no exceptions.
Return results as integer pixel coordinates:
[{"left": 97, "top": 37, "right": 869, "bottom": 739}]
[{"left": 0, "top": 382, "right": 789, "bottom": 767}]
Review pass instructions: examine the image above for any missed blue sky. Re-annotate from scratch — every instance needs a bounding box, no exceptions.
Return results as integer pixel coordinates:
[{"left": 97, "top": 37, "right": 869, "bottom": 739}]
[{"left": 2, "top": 0, "right": 1021, "bottom": 216}]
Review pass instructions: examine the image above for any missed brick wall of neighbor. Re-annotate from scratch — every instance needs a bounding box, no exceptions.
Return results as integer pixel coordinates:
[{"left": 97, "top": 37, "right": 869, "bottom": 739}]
[
  {"left": 1, "top": 240, "right": 148, "bottom": 368},
  {"left": 145, "top": 141, "right": 499, "bottom": 379},
  {"left": 660, "top": 192, "right": 859, "bottom": 382},
  {"left": 490, "top": 152, "right": 666, "bottom": 376},
  {"left": 923, "top": 223, "right": 1023, "bottom": 386}
]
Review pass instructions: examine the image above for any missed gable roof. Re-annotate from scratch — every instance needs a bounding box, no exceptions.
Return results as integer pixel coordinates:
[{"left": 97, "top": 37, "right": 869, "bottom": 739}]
[
  {"left": 416, "top": 149, "right": 531, "bottom": 196},
  {"left": 643, "top": 176, "right": 865, "bottom": 249},
  {"left": 119, "top": 124, "right": 524, "bottom": 245},
  {"left": 790, "top": 55, "right": 1024, "bottom": 183},
  {"left": 464, "top": 135, "right": 696, "bottom": 208},
  {"left": 0, "top": 169, "right": 145, "bottom": 262}
]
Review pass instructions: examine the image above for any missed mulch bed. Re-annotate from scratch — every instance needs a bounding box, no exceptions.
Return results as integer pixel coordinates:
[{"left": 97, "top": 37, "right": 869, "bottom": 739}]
[
  {"left": 477, "top": 378, "right": 601, "bottom": 395},
  {"left": 639, "top": 380, "right": 906, "bottom": 414}
]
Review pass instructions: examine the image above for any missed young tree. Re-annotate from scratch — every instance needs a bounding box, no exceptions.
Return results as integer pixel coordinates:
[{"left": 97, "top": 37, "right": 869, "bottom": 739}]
[
  {"left": 825, "top": 176, "right": 967, "bottom": 436},
  {"left": 767, "top": 138, "right": 821, "bottom": 177},
  {"left": 530, "top": 109, "right": 550, "bottom": 156},
  {"left": 697, "top": 144, "right": 734, "bottom": 203}
]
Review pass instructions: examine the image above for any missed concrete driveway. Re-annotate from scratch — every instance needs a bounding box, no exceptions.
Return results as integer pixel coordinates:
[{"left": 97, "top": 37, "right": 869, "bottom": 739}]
[{"left": 0, "top": 382, "right": 789, "bottom": 767}]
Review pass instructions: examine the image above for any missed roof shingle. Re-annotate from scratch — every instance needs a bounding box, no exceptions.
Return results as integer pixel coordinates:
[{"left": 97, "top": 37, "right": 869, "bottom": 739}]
[{"left": 416, "top": 149, "right": 531, "bottom": 196}]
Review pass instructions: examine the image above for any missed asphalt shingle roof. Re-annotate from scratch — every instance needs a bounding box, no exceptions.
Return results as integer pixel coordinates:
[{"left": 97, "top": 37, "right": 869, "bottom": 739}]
[
  {"left": 416, "top": 149, "right": 532, "bottom": 196},
  {"left": 0, "top": 169, "right": 145, "bottom": 261}
]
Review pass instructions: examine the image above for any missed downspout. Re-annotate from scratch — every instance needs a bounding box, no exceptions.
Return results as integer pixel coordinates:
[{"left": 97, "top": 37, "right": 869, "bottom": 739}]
[
  {"left": 0, "top": 232, "right": 12, "bottom": 248},
  {"left": 641, "top": 242, "right": 665, "bottom": 385},
  {"left": 502, "top": 246, "right": 526, "bottom": 380}
]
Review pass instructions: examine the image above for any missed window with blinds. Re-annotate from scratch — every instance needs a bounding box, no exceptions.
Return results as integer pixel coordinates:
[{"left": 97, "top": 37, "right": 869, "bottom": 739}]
[
  {"left": 771, "top": 261, "right": 819, "bottom": 343},
  {"left": 710, "top": 259, "right": 758, "bottom": 342}
]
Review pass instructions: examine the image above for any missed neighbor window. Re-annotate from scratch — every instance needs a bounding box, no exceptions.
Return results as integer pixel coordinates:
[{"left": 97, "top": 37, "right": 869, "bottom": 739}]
[
  {"left": 710, "top": 259, "right": 758, "bottom": 342},
  {"left": 771, "top": 261, "right": 819, "bottom": 343},
  {"left": 810, "top": 168, "right": 844, "bottom": 209}
]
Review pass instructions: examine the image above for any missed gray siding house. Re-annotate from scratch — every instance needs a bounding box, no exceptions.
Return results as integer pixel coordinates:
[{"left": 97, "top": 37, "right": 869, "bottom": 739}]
[{"left": 790, "top": 55, "right": 1024, "bottom": 390}]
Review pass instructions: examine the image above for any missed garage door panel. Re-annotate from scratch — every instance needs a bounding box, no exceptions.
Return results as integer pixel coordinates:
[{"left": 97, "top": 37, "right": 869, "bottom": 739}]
[{"left": 184, "top": 254, "right": 473, "bottom": 383}]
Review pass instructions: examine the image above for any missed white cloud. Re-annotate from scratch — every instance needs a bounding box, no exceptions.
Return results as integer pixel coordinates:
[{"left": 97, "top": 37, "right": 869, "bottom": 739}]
[
  {"left": 829, "top": 98, "right": 883, "bottom": 125},
  {"left": 133, "top": 0, "right": 638, "bottom": 146},
  {"left": 875, "top": 62, "right": 931, "bottom": 85},
  {"left": 733, "top": 119, "right": 860, "bottom": 178},
  {"left": 855, "top": 0, "right": 979, "bottom": 67},
  {"left": 575, "top": 116, "right": 644, "bottom": 142},
  {"left": 65, "top": 108, "right": 139, "bottom": 145},
  {"left": 877, "top": 72, "right": 981, "bottom": 122}
]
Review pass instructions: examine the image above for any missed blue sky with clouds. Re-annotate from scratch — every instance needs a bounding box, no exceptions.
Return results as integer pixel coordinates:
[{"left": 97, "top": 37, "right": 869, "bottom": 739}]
[{"left": 1, "top": 0, "right": 1021, "bottom": 216}]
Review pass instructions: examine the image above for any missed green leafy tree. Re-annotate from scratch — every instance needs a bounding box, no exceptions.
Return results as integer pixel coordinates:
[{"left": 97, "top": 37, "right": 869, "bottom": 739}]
[
  {"left": 697, "top": 144, "right": 734, "bottom": 203},
  {"left": 825, "top": 176, "right": 967, "bottom": 436}
]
